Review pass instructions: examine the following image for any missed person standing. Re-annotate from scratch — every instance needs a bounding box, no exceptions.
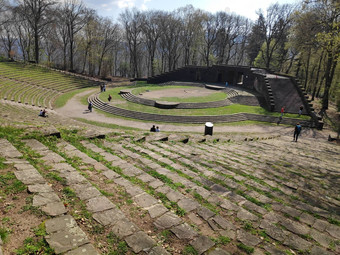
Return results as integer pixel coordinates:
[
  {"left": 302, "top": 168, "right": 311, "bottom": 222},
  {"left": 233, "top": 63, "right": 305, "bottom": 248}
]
[
  {"left": 108, "top": 94, "right": 112, "bottom": 102},
  {"left": 293, "top": 123, "right": 302, "bottom": 142},
  {"left": 298, "top": 105, "right": 303, "bottom": 116},
  {"left": 88, "top": 102, "right": 93, "bottom": 112},
  {"left": 281, "top": 106, "right": 285, "bottom": 116}
]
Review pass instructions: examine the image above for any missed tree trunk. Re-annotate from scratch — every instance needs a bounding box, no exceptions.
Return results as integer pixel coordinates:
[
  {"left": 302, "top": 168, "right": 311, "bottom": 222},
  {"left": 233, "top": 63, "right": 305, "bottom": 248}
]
[
  {"left": 312, "top": 51, "right": 324, "bottom": 101},
  {"left": 304, "top": 48, "right": 312, "bottom": 89},
  {"left": 34, "top": 29, "right": 39, "bottom": 63},
  {"left": 321, "top": 52, "right": 337, "bottom": 111},
  {"left": 316, "top": 75, "right": 325, "bottom": 99}
]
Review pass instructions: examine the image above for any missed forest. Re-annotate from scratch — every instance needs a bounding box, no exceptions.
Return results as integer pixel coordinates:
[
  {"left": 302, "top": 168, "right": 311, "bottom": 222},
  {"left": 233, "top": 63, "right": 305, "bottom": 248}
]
[{"left": 0, "top": 0, "right": 339, "bottom": 112}]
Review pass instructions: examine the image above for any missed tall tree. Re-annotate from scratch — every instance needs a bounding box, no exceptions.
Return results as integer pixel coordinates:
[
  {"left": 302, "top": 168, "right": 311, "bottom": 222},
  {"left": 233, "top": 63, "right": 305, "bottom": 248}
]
[
  {"left": 246, "top": 13, "right": 265, "bottom": 66},
  {"left": 17, "top": 0, "right": 55, "bottom": 63},
  {"left": 96, "top": 18, "right": 119, "bottom": 76},
  {"left": 120, "top": 9, "right": 142, "bottom": 77},
  {"left": 177, "top": 5, "right": 203, "bottom": 66},
  {"left": 62, "top": 0, "right": 90, "bottom": 71},
  {"left": 313, "top": 0, "right": 340, "bottom": 111},
  {"left": 141, "top": 10, "right": 162, "bottom": 76},
  {"left": 255, "top": 4, "right": 293, "bottom": 70},
  {"left": 201, "top": 13, "right": 219, "bottom": 67},
  {"left": 0, "top": 10, "right": 16, "bottom": 59}
]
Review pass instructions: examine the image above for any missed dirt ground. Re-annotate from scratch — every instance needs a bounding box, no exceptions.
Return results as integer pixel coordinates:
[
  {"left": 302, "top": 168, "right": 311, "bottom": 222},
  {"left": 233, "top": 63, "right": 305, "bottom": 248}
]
[
  {"left": 139, "top": 87, "right": 217, "bottom": 99},
  {"left": 0, "top": 166, "right": 48, "bottom": 254}
]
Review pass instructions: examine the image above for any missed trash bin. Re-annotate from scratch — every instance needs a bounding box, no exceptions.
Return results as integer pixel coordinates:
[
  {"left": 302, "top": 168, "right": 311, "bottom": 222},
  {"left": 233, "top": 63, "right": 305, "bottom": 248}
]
[{"left": 204, "top": 122, "right": 213, "bottom": 136}]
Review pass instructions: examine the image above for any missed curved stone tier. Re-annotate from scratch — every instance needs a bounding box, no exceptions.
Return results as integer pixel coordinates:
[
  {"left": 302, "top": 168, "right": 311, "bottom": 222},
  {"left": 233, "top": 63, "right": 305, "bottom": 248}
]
[
  {"left": 119, "top": 86, "right": 241, "bottom": 109},
  {"left": 204, "top": 84, "right": 226, "bottom": 90},
  {"left": 154, "top": 101, "right": 179, "bottom": 109},
  {"left": 89, "top": 93, "right": 311, "bottom": 126}
]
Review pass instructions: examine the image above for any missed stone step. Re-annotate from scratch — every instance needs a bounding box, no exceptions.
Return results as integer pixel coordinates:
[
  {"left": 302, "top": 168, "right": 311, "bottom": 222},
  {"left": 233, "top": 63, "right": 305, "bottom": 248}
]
[
  {"left": 0, "top": 139, "right": 98, "bottom": 254},
  {"left": 23, "top": 139, "right": 167, "bottom": 254},
  {"left": 145, "top": 139, "right": 340, "bottom": 250},
  {"left": 78, "top": 140, "right": 234, "bottom": 254}
]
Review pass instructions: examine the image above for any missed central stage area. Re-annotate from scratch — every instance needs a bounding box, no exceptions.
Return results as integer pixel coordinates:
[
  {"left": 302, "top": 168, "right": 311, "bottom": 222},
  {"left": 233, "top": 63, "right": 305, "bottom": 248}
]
[{"left": 88, "top": 82, "right": 311, "bottom": 126}]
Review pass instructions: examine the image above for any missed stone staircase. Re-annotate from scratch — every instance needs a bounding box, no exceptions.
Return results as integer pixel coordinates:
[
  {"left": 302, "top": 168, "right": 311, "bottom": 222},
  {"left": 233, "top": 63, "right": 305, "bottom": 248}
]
[{"left": 0, "top": 128, "right": 339, "bottom": 254}]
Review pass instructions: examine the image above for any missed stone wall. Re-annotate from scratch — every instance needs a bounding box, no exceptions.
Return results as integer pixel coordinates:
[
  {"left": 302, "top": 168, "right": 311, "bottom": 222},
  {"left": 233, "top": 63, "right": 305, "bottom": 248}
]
[{"left": 147, "top": 65, "right": 255, "bottom": 89}]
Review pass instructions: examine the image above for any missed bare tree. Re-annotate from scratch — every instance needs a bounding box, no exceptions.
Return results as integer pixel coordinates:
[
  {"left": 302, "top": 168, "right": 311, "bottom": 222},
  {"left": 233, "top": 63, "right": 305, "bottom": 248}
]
[
  {"left": 54, "top": 4, "right": 69, "bottom": 69},
  {"left": 11, "top": 6, "right": 33, "bottom": 62},
  {"left": 120, "top": 9, "right": 143, "bottom": 77},
  {"left": 141, "top": 10, "right": 162, "bottom": 76},
  {"left": 258, "top": 3, "right": 293, "bottom": 69},
  {"left": 16, "top": 0, "right": 55, "bottom": 63},
  {"left": 158, "top": 12, "right": 182, "bottom": 71},
  {"left": 62, "top": 0, "right": 90, "bottom": 71},
  {"left": 0, "top": 13, "right": 16, "bottom": 59},
  {"left": 201, "top": 12, "right": 219, "bottom": 67},
  {"left": 96, "top": 18, "right": 119, "bottom": 76},
  {"left": 177, "top": 5, "right": 204, "bottom": 66}
]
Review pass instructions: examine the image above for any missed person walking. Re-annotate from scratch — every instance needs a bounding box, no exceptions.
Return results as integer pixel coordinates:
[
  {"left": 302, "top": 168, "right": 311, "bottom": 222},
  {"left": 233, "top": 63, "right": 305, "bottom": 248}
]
[
  {"left": 293, "top": 123, "right": 302, "bottom": 142},
  {"left": 88, "top": 102, "right": 93, "bottom": 112},
  {"left": 108, "top": 94, "right": 112, "bottom": 102}
]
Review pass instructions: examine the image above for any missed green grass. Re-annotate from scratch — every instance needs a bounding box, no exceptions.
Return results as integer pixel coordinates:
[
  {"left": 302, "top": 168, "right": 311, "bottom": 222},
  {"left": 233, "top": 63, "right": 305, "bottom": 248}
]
[
  {"left": 183, "top": 245, "right": 198, "bottom": 255},
  {"left": 54, "top": 87, "right": 94, "bottom": 108},
  {"left": 107, "top": 232, "right": 128, "bottom": 255},
  {"left": 237, "top": 243, "right": 254, "bottom": 254},
  {"left": 15, "top": 223, "right": 54, "bottom": 254},
  {"left": 0, "top": 172, "right": 26, "bottom": 196},
  {"left": 0, "top": 157, "right": 6, "bottom": 169},
  {"left": 0, "top": 227, "right": 11, "bottom": 243}
]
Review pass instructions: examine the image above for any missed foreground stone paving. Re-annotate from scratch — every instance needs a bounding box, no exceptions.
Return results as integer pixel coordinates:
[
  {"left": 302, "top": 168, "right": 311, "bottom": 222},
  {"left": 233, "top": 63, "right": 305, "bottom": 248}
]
[
  {"left": 146, "top": 135, "right": 340, "bottom": 254},
  {"left": 24, "top": 139, "right": 171, "bottom": 254},
  {"left": 1, "top": 131, "right": 339, "bottom": 254},
  {"left": 0, "top": 139, "right": 98, "bottom": 254},
  {"left": 80, "top": 140, "right": 226, "bottom": 254}
]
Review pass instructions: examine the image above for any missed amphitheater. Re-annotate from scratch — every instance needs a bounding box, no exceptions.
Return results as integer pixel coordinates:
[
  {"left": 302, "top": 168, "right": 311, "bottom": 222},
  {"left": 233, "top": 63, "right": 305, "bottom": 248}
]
[{"left": 0, "top": 61, "right": 339, "bottom": 255}]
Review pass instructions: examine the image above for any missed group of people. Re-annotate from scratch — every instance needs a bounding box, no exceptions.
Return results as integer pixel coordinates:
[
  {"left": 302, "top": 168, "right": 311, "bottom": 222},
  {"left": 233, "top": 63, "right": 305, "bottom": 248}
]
[
  {"left": 100, "top": 84, "right": 106, "bottom": 92},
  {"left": 38, "top": 108, "right": 48, "bottom": 117},
  {"left": 150, "top": 125, "right": 160, "bottom": 132},
  {"left": 278, "top": 105, "right": 304, "bottom": 142}
]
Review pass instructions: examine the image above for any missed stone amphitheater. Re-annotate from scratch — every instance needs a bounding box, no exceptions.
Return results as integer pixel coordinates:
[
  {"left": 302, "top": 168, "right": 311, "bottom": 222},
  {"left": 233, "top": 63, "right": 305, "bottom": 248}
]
[{"left": 0, "top": 61, "right": 339, "bottom": 255}]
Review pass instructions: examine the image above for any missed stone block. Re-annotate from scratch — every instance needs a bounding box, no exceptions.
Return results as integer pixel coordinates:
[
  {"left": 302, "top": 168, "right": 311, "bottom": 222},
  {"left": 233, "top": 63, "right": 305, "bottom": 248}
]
[
  {"left": 190, "top": 235, "right": 215, "bottom": 255},
  {"left": 125, "top": 231, "right": 156, "bottom": 253}
]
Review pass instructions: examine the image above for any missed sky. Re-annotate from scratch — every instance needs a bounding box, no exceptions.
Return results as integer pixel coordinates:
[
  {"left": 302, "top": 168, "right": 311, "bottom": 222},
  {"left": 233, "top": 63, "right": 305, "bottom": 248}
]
[{"left": 82, "top": 0, "right": 300, "bottom": 22}]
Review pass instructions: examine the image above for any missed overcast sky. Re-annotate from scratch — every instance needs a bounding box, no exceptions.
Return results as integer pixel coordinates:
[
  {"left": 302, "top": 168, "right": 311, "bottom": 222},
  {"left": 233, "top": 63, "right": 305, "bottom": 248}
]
[{"left": 82, "top": 0, "right": 300, "bottom": 22}]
